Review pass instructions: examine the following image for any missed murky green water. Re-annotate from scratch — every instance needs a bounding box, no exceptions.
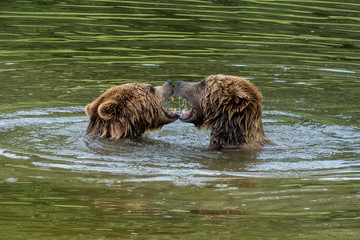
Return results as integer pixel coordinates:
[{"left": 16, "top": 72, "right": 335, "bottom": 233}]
[{"left": 1, "top": 0, "right": 359, "bottom": 239}]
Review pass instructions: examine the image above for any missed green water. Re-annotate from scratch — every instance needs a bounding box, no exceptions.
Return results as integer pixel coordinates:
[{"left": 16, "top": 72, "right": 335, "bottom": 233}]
[{"left": 1, "top": 0, "right": 359, "bottom": 239}]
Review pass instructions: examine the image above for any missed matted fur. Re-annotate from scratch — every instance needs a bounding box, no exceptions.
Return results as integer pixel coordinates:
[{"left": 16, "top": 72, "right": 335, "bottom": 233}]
[
  {"left": 175, "top": 74, "right": 272, "bottom": 149},
  {"left": 85, "top": 82, "right": 177, "bottom": 139}
]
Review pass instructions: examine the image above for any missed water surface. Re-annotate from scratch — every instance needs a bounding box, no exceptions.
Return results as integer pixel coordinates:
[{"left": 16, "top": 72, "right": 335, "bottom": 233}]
[{"left": 1, "top": 0, "right": 359, "bottom": 239}]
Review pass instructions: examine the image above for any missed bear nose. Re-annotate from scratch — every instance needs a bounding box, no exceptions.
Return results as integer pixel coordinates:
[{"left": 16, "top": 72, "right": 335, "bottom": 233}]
[
  {"left": 176, "top": 81, "right": 183, "bottom": 86},
  {"left": 167, "top": 80, "right": 173, "bottom": 85}
]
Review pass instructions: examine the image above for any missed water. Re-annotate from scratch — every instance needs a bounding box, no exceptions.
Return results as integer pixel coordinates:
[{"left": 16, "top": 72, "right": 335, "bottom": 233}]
[{"left": 1, "top": 0, "right": 360, "bottom": 239}]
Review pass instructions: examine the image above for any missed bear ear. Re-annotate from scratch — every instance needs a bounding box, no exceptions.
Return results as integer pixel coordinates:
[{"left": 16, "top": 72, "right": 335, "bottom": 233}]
[
  {"left": 222, "top": 91, "right": 250, "bottom": 112},
  {"left": 98, "top": 100, "right": 119, "bottom": 120},
  {"left": 236, "top": 92, "right": 250, "bottom": 112},
  {"left": 85, "top": 104, "right": 95, "bottom": 117}
]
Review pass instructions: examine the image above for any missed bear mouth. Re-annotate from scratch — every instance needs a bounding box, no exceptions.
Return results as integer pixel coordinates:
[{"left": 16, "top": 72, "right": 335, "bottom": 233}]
[
  {"left": 177, "top": 97, "right": 194, "bottom": 121},
  {"left": 163, "top": 109, "right": 180, "bottom": 120},
  {"left": 163, "top": 96, "right": 180, "bottom": 120},
  {"left": 179, "top": 107, "right": 193, "bottom": 121}
]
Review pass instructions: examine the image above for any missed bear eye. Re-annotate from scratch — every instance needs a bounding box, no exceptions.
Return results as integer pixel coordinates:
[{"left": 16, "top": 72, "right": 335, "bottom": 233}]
[
  {"left": 149, "top": 86, "right": 155, "bottom": 94},
  {"left": 198, "top": 80, "right": 206, "bottom": 88}
]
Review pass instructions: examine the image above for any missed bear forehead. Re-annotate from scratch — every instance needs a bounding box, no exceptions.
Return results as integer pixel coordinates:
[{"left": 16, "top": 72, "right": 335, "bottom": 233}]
[
  {"left": 102, "top": 83, "right": 153, "bottom": 98},
  {"left": 204, "top": 74, "right": 247, "bottom": 86},
  {"left": 203, "top": 75, "right": 263, "bottom": 100},
  {"left": 204, "top": 75, "right": 252, "bottom": 90}
]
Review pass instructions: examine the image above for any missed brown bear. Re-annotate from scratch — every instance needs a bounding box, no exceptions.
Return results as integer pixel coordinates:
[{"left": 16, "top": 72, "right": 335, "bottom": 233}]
[
  {"left": 85, "top": 80, "right": 179, "bottom": 139},
  {"left": 174, "top": 74, "right": 274, "bottom": 149}
]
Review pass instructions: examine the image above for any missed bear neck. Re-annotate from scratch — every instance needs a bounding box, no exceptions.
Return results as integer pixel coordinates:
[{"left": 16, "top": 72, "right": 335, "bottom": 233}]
[
  {"left": 86, "top": 116, "right": 148, "bottom": 139},
  {"left": 208, "top": 105, "right": 270, "bottom": 149}
]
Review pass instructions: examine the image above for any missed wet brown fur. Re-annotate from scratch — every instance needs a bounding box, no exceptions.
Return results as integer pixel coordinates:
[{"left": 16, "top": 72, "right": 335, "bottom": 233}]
[
  {"left": 175, "top": 74, "right": 272, "bottom": 149},
  {"left": 85, "top": 82, "right": 177, "bottom": 139}
]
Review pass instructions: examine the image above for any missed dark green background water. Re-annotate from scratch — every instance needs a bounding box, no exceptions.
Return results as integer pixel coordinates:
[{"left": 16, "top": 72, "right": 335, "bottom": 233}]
[{"left": 0, "top": 0, "right": 359, "bottom": 239}]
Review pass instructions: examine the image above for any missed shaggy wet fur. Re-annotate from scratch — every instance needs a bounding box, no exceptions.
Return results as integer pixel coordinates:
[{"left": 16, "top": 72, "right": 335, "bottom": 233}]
[
  {"left": 85, "top": 82, "right": 178, "bottom": 139},
  {"left": 175, "top": 74, "right": 273, "bottom": 149}
]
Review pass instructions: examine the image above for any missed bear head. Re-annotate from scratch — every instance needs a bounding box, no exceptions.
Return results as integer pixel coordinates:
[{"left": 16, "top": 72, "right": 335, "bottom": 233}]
[
  {"left": 174, "top": 74, "right": 272, "bottom": 149},
  {"left": 85, "top": 80, "right": 179, "bottom": 139}
]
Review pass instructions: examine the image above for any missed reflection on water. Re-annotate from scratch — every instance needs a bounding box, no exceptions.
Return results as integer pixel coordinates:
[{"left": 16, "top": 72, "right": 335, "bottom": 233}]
[{"left": 1, "top": 0, "right": 360, "bottom": 239}]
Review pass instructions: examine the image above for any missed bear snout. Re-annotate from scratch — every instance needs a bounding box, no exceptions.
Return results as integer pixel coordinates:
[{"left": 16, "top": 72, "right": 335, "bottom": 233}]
[{"left": 176, "top": 81, "right": 183, "bottom": 86}]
